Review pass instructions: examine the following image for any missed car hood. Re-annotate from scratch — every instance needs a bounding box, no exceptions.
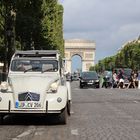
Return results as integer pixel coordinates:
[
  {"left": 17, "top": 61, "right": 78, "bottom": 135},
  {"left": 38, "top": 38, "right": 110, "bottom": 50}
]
[{"left": 9, "top": 74, "right": 59, "bottom": 94}]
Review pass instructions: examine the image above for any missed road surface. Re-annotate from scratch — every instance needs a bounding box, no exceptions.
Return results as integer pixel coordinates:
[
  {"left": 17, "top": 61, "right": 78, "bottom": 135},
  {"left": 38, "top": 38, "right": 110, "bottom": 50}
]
[{"left": 0, "top": 81, "right": 140, "bottom": 140}]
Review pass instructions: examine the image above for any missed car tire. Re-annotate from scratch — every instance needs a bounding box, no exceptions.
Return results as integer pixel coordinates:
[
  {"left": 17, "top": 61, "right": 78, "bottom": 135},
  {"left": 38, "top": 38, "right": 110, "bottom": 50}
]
[
  {"left": 96, "top": 85, "right": 100, "bottom": 88},
  {"left": 80, "top": 84, "right": 83, "bottom": 88},
  {"left": 59, "top": 107, "right": 67, "bottom": 124},
  {"left": 67, "top": 101, "right": 71, "bottom": 116},
  {"left": 0, "top": 114, "right": 4, "bottom": 124}
]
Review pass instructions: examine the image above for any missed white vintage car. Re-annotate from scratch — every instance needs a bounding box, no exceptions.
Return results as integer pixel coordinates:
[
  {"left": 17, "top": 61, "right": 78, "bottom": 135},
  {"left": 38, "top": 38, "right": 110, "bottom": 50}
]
[{"left": 0, "top": 50, "right": 71, "bottom": 124}]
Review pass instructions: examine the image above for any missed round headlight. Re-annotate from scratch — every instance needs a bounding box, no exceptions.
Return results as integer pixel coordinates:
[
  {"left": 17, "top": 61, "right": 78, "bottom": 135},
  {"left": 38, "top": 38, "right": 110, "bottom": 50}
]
[{"left": 0, "top": 82, "right": 8, "bottom": 92}]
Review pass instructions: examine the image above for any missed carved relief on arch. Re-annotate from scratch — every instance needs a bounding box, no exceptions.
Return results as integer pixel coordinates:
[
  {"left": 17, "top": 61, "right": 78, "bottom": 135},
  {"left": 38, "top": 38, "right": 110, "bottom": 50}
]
[
  {"left": 86, "top": 63, "right": 92, "bottom": 71},
  {"left": 65, "top": 52, "right": 69, "bottom": 58},
  {"left": 84, "top": 53, "right": 94, "bottom": 60}
]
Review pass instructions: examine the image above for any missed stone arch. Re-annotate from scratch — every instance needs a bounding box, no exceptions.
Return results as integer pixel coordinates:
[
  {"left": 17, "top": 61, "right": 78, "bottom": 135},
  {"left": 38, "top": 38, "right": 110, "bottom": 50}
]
[
  {"left": 71, "top": 52, "right": 83, "bottom": 61},
  {"left": 71, "top": 53, "right": 82, "bottom": 73},
  {"left": 64, "top": 39, "right": 96, "bottom": 73}
]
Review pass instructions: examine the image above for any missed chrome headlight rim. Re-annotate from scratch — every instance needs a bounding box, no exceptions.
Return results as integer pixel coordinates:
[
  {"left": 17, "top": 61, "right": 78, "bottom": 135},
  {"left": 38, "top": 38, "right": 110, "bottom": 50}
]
[
  {"left": 0, "top": 82, "right": 9, "bottom": 92},
  {"left": 47, "top": 81, "right": 59, "bottom": 94}
]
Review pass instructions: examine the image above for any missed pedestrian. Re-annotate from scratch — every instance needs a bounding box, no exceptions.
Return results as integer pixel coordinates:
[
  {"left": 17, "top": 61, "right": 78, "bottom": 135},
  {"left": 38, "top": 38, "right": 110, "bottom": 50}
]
[
  {"left": 112, "top": 69, "right": 118, "bottom": 88},
  {"left": 117, "top": 69, "right": 125, "bottom": 88},
  {"left": 133, "top": 70, "right": 138, "bottom": 88},
  {"left": 127, "top": 70, "right": 136, "bottom": 88},
  {"left": 17, "top": 62, "right": 25, "bottom": 71}
]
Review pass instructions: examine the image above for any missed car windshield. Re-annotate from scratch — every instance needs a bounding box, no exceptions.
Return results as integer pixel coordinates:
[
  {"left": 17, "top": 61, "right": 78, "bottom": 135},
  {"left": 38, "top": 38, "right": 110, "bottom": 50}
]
[
  {"left": 123, "top": 69, "right": 132, "bottom": 77},
  {"left": 116, "top": 68, "right": 132, "bottom": 77},
  {"left": 104, "top": 71, "right": 112, "bottom": 77},
  {"left": 81, "top": 72, "right": 98, "bottom": 79},
  {"left": 11, "top": 59, "right": 58, "bottom": 72}
]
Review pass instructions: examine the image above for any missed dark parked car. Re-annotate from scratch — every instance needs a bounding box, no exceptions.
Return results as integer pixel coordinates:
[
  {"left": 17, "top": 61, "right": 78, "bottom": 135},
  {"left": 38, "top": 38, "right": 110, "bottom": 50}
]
[{"left": 79, "top": 71, "right": 100, "bottom": 88}]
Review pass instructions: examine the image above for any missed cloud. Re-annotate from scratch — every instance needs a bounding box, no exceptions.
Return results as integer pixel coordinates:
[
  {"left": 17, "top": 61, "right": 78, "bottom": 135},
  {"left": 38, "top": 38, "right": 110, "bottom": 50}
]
[{"left": 62, "top": 0, "right": 140, "bottom": 62}]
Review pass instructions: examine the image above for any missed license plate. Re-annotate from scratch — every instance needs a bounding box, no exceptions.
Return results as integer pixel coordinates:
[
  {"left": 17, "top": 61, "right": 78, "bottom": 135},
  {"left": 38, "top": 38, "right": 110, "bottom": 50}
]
[
  {"left": 88, "top": 82, "right": 93, "bottom": 85},
  {"left": 15, "top": 101, "right": 41, "bottom": 108}
]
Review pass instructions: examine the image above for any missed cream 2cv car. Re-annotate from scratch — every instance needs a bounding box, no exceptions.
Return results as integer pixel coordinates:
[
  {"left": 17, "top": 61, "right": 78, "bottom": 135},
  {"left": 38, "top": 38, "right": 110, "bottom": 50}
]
[{"left": 0, "top": 50, "right": 71, "bottom": 124}]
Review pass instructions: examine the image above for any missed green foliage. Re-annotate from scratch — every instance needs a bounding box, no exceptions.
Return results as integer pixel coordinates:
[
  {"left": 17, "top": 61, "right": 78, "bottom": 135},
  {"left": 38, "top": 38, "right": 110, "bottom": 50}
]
[
  {"left": 0, "top": 2, "right": 5, "bottom": 60},
  {"left": 0, "top": 0, "right": 64, "bottom": 65},
  {"left": 16, "top": 0, "right": 43, "bottom": 50},
  {"left": 93, "top": 41, "right": 140, "bottom": 71},
  {"left": 41, "top": 0, "right": 64, "bottom": 56}
]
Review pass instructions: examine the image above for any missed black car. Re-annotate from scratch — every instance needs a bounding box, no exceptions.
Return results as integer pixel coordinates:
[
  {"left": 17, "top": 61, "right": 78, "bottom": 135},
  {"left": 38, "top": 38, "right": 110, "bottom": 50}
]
[{"left": 79, "top": 71, "right": 100, "bottom": 88}]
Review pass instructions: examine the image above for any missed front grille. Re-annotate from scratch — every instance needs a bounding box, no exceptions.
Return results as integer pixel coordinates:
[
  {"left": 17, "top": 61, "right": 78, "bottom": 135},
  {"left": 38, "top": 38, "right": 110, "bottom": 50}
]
[{"left": 18, "top": 92, "right": 40, "bottom": 101}]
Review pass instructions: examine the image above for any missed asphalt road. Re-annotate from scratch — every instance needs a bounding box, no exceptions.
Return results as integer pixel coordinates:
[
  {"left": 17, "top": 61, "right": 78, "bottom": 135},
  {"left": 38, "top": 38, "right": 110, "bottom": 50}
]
[{"left": 1, "top": 81, "right": 140, "bottom": 140}]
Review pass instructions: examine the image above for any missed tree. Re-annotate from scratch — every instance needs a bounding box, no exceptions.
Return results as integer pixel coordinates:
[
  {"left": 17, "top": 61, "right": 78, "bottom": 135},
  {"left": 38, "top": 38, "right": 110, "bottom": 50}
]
[
  {"left": 0, "top": 0, "right": 64, "bottom": 73},
  {"left": 15, "top": 0, "right": 43, "bottom": 50},
  {"left": 41, "top": 0, "right": 64, "bottom": 56},
  {"left": 94, "top": 40, "right": 140, "bottom": 71},
  {"left": 0, "top": 0, "right": 16, "bottom": 73}
]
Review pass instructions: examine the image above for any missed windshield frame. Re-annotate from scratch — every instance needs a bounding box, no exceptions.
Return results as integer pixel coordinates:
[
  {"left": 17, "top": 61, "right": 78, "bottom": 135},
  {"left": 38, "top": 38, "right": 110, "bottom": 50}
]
[
  {"left": 10, "top": 58, "right": 58, "bottom": 72},
  {"left": 81, "top": 71, "right": 98, "bottom": 79}
]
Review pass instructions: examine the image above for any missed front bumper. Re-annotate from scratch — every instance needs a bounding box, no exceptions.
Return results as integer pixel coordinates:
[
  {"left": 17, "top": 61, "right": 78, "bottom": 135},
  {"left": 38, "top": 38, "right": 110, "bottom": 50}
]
[
  {"left": 0, "top": 92, "right": 67, "bottom": 114},
  {"left": 80, "top": 81, "right": 99, "bottom": 87}
]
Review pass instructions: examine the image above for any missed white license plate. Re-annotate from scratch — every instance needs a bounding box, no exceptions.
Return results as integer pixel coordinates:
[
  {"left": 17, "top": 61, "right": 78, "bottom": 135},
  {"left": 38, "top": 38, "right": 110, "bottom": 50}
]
[
  {"left": 88, "top": 83, "right": 93, "bottom": 85},
  {"left": 16, "top": 101, "right": 41, "bottom": 108}
]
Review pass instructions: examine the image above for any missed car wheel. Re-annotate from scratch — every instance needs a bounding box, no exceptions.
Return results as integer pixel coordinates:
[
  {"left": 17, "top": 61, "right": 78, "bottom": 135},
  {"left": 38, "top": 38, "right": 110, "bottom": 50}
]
[
  {"left": 67, "top": 101, "right": 71, "bottom": 116},
  {"left": 96, "top": 85, "right": 100, "bottom": 88},
  {"left": 0, "top": 114, "right": 4, "bottom": 124},
  {"left": 59, "top": 107, "right": 67, "bottom": 124},
  {"left": 80, "top": 84, "right": 83, "bottom": 88}
]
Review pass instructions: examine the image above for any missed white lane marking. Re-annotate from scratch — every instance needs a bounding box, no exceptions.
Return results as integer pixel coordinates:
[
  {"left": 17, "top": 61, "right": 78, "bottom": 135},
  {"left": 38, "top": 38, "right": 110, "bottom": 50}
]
[
  {"left": 35, "top": 131, "right": 44, "bottom": 136},
  {"left": 17, "top": 129, "right": 32, "bottom": 138},
  {"left": 70, "top": 110, "right": 74, "bottom": 114},
  {"left": 134, "top": 101, "right": 139, "bottom": 103},
  {"left": 35, "top": 128, "right": 44, "bottom": 136},
  {"left": 71, "top": 129, "right": 79, "bottom": 136},
  {"left": 12, "top": 126, "right": 35, "bottom": 140}
]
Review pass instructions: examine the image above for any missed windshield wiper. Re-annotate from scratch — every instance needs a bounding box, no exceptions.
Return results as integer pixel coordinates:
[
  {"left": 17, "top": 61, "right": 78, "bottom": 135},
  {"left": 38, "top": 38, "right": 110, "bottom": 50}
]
[
  {"left": 42, "top": 68, "right": 57, "bottom": 73},
  {"left": 24, "top": 67, "right": 40, "bottom": 73}
]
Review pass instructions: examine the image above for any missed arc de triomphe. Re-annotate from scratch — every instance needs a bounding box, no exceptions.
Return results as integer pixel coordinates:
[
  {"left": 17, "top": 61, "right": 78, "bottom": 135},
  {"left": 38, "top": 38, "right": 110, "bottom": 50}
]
[{"left": 64, "top": 39, "right": 96, "bottom": 73}]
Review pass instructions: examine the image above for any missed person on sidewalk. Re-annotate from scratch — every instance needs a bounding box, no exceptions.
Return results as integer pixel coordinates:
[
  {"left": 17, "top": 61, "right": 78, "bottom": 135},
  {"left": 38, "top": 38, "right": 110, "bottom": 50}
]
[
  {"left": 112, "top": 69, "right": 118, "bottom": 88},
  {"left": 117, "top": 69, "right": 125, "bottom": 89},
  {"left": 127, "top": 70, "right": 136, "bottom": 88}
]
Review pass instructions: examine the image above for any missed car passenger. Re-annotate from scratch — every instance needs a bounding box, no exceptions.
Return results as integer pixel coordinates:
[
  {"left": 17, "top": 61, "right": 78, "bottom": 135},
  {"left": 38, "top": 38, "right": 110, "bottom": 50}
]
[{"left": 17, "top": 63, "right": 25, "bottom": 71}]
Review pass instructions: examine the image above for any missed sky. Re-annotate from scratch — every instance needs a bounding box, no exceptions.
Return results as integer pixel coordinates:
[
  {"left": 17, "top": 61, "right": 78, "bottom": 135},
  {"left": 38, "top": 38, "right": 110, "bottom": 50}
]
[{"left": 59, "top": 0, "right": 140, "bottom": 64}]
